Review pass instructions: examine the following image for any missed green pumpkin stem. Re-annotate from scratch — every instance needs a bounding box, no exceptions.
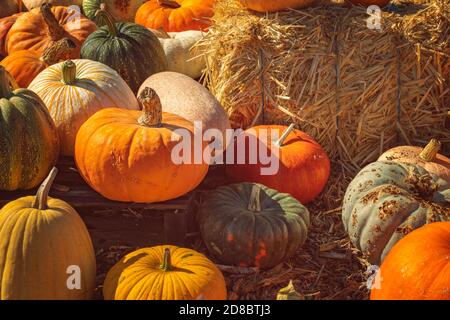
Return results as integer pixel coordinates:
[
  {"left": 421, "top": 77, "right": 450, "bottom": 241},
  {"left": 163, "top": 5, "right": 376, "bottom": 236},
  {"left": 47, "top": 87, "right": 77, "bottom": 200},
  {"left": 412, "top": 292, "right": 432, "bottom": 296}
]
[
  {"left": 41, "top": 3, "right": 65, "bottom": 41},
  {"left": 248, "top": 184, "right": 262, "bottom": 212},
  {"left": 95, "top": 4, "right": 118, "bottom": 37},
  {"left": 158, "top": 0, "right": 181, "bottom": 9},
  {"left": 274, "top": 123, "right": 295, "bottom": 147},
  {"left": 419, "top": 139, "right": 441, "bottom": 162},
  {"left": 62, "top": 60, "right": 77, "bottom": 85},
  {"left": 0, "top": 66, "right": 13, "bottom": 98},
  {"left": 138, "top": 87, "right": 163, "bottom": 127},
  {"left": 41, "top": 38, "right": 76, "bottom": 65},
  {"left": 32, "top": 167, "right": 58, "bottom": 210},
  {"left": 160, "top": 248, "right": 172, "bottom": 272}
]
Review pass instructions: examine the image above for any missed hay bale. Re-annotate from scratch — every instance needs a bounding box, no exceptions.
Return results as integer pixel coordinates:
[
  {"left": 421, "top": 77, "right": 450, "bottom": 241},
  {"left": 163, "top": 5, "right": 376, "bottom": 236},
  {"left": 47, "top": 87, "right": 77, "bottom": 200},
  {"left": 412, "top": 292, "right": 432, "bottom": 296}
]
[{"left": 199, "top": 0, "right": 449, "bottom": 174}]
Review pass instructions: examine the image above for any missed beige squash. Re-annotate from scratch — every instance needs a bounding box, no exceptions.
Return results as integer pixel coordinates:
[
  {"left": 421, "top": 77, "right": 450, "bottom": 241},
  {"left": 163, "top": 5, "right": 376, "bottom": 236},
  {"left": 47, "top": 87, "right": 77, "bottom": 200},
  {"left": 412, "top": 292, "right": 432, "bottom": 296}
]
[
  {"left": 138, "top": 71, "right": 231, "bottom": 155},
  {"left": 28, "top": 59, "right": 139, "bottom": 156},
  {"left": 22, "top": 0, "right": 83, "bottom": 10},
  {"left": 150, "top": 29, "right": 205, "bottom": 79}
]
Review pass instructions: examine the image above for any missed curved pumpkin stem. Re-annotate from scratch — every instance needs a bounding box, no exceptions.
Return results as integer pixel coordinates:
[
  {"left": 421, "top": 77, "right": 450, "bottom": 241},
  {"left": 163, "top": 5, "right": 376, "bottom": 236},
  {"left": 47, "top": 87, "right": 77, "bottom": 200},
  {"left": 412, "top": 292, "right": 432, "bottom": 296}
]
[
  {"left": 41, "top": 38, "right": 76, "bottom": 65},
  {"left": 41, "top": 3, "right": 65, "bottom": 41},
  {"left": 160, "top": 248, "right": 172, "bottom": 272},
  {"left": 248, "top": 184, "right": 262, "bottom": 212},
  {"left": 274, "top": 123, "right": 295, "bottom": 147},
  {"left": 419, "top": 139, "right": 441, "bottom": 162},
  {"left": 32, "top": 167, "right": 58, "bottom": 210},
  {"left": 61, "top": 60, "right": 77, "bottom": 85},
  {"left": 138, "top": 87, "right": 163, "bottom": 127},
  {"left": 95, "top": 4, "right": 118, "bottom": 37},
  {"left": 158, "top": 0, "right": 181, "bottom": 9}
]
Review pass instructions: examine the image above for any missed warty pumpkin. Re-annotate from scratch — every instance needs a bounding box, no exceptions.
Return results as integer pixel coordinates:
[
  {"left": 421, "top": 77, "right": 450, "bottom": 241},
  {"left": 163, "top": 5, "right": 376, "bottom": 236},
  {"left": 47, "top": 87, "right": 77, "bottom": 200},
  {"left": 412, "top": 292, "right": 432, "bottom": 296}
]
[
  {"left": 378, "top": 139, "right": 450, "bottom": 184},
  {"left": 28, "top": 59, "right": 139, "bottom": 156},
  {"left": 149, "top": 29, "right": 205, "bottom": 79},
  {"left": 138, "top": 71, "right": 231, "bottom": 154},
  {"left": 22, "top": 0, "right": 83, "bottom": 11},
  {"left": 135, "top": 0, "right": 215, "bottom": 32},
  {"left": 199, "top": 183, "right": 310, "bottom": 269},
  {"left": 6, "top": 3, "right": 97, "bottom": 58},
  {"left": 370, "top": 222, "right": 450, "bottom": 300},
  {"left": 1, "top": 37, "right": 76, "bottom": 88},
  {"left": 0, "top": 66, "right": 59, "bottom": 191},
  {"left": 80, "top": 7, "right": 167, "bottom": 93},
  {"left": 75, "top": 87, "right": 209, "bottom": 203},
  {"left": 0, "top": 167, "right": 96, "bottom": 299},
  {"left": 239, "top": 0, "right": 316, "bottom": 12},
  {"left": 103, "top": 245, "right": 227, "bottom": 300},
  {"left": 342, "top": 161, "right": 450, "bottom": 265},
  {"left": 83, "top": 0, "right": 146, "bottom": 23},
  {"left": 226, "top": 124, "right": 331, "bottom": 204}
]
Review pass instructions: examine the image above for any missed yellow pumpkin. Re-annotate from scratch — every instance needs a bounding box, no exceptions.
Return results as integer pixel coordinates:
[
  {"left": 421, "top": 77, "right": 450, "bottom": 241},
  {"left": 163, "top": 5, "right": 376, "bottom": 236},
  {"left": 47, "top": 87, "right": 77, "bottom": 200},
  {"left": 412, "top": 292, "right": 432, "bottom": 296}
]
[
  {"left": 103, "top": 245, "right": 227, "bottom": 300},
  {"left": 0, "top": 167, "right": 96, "bottom": 299},
  {"left": 28, "top": 59, "right": 139, "bottom": 156}
]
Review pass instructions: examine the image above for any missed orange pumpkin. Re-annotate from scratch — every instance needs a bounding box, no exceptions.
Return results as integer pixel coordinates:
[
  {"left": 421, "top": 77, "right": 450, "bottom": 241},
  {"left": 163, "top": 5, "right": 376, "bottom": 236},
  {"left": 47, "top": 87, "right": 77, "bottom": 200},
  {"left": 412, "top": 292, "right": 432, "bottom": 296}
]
[
  {"left": 6, "top": 4, "right": 96, "bottom": 58},
  {"left": 0, "top": 13, "right": 23, "bottom": 58},
  {"left": 75, "top": 87, "right": 209, "bottom": 203},
  {"left": 135, "top": 0, "right": 215, "bottom": 32},
  {"left": 226, "top": 124, "right": 330, "bottom": 204},
  {"left": 378, "top": 139, "right": 450, "bottom": 184},
  {"left": 371, "top": 222, "right": 450, "bottom": 300},
  {"left": 1, "top": 38, "right": 75, "bottom": 88},
  {"left": 240, "top": 0, "right": 316, "bottom": 12}
]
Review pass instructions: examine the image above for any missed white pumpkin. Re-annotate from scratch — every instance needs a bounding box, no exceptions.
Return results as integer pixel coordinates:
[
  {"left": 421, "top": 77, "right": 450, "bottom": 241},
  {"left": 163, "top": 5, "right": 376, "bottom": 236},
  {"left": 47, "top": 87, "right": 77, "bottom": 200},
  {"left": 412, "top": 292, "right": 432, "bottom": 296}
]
[
  {"left": 150, "top": 29, "right": 206, "bottom": 80},
  {"left": 22, "top": 0, "right": 83, "bottom": 10},
  {"left": 28, "top": 59, "right": 139, "bottom": 156}
]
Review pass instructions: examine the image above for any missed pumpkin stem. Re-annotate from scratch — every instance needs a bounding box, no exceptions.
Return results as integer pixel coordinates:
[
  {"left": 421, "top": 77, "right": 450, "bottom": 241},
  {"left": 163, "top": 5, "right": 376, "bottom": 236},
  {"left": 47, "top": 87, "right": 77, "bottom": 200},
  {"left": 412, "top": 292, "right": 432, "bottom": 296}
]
[
  {"left": 138, "top": 87, "right": 163, "bottom": 127},
  {"left": 41, "top": 38, "right": 76, "bottom": 65},
  {"left": 248, "top": 184, "right": 262, "bottom": 212},
  {"left": 41, "top": 3, "right": 65, "bottom": 41},
  {"left": 274, "top": 124, "right": 296, "bottom": 147},
  {"left": 0, "top": 66, "right": 13, "bottom": 98},
  {"left": 61, "top": 60, "right": 77, "bottom": 85},
  {"left": 160, "top": 248, "right": 172, "bottom": 272},
  {"left": 32, "top": 167, "right": 58, "bottom": 210},
  {"left": 95, "top": 4, "right": 118, "bottom": 37},
  {"left": 158, "top": 0, "right": 181, "bottom": 9},
  {"left": 419, "top": 139, "right": 441, "bottom": 162}
]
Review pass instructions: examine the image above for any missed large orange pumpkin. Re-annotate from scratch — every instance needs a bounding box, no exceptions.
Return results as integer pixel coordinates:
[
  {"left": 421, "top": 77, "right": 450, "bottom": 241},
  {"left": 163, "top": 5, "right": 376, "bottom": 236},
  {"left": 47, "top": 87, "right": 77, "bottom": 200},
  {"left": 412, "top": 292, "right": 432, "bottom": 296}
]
[
  {"left": 6, "top": 4, "right": 96, "bottom": 58},
  {"left": 135, "top": 0, "right": 215, "bottom": 32},
  {"left": 75, "top": 87, "right": 209, "bottom": 203},
  {"left": 239, "top": 0, "right": 315, "bottom": 12},
  {"left": 226, "top": 124, "right": 330, "bottom": 204},
  {"left": 371, "top": 222, "right": 450, "bottom": 300},
  {"left": 1, "top": 38, "right": 75, "bottom": 88}
]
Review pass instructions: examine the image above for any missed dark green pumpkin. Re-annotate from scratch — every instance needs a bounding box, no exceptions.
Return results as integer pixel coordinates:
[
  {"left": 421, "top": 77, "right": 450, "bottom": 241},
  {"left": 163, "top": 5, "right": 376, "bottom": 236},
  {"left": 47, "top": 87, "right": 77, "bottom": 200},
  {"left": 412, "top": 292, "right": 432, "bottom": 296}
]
[
  {"left": 0, "top": 66, "right": 60, "bottom": 191},
  {"left": 80, "top": 8, "right": 167, "bottom": 94},
  {"left": 198, "top": 183, "right": 310, "bottom": 269}
]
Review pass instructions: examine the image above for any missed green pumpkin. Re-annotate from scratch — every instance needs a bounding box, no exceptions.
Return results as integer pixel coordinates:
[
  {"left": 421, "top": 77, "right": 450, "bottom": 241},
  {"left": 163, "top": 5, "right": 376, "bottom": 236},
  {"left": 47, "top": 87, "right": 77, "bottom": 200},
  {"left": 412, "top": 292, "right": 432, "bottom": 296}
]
[
  {"left": 198, "top": 183, "right": 310, "bottom": 269},
  {"left": 342, "top": 161, "right": 450, "bottom": 265},
  {"left": 0, "top": 66, "right": 60, "bottom": 191},
  {"left": 80, "top": 8, "right": 167, "bottom": 93}
]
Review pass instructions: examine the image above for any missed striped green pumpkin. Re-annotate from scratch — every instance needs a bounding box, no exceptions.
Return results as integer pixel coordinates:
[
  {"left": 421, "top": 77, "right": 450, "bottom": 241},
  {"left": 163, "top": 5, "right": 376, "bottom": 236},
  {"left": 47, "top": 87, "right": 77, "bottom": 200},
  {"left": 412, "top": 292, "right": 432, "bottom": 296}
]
[
  {"left": 0, "top": 66, "right": 59, "bottom": 191},
  {"left": 80, "top": 8, "right": 167, "bottom": 93}
]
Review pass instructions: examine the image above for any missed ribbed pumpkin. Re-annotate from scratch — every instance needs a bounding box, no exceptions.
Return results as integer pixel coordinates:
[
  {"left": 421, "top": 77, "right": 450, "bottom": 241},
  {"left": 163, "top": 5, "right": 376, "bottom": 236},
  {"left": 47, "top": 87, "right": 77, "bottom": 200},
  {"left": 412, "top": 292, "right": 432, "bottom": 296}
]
[
  {"left": 103, "top": 245, "right": 227, "bottom": 300},
  {"left": 342, "top": 161, "right": 450, "bottom": 265},
  {"left": 81, "top": 8, "right": 167, "bottom": 93},
  {"left": 138, "top": 71, "right": 230, "bottom": 152},
  {"left": 0, "top": 0, "right": 24, "bottom": 19},
  {"left": 0, "top": 167, "right": 96, "bottom": 299},
  {"left": 199, "top": 183, "right": 310, "bottom": 269},
  {"left": 6, "top": 4, "right": 96, "bottom": 58},
  {"left": 370, "top": 222, "right": 450, "bottom": 300},
  {"left": 75, "top": 87, "right": 209, "bottom": 203},
  {"left": 0, "top": 13, "right": 23, "bottom": 58},
  {"left": 83, "top": 0, "right": 146, "bottom": 23},
  {"left": 22, "top": 0, "right": 83, "bottom": 10},
  {"left": 378, "top": 139, "right": 450, "bottom": 184},
  {"left": 28, "top": 59, "right": 139, "bottom": 156},
  {"left": 0, "top": 66, "right": 59, "bottom": 191},
  {"left": 239, "top": 0, "right": 316, "bottom": 12},
  {"left": 135, "top": 0, "right": 215, "bottom": 32},
  {"left": 226, "top": 125, "right": 330, "bottom": 204},
  {"left": 1, "top": 38, "right": 75, "bottom": 88}
]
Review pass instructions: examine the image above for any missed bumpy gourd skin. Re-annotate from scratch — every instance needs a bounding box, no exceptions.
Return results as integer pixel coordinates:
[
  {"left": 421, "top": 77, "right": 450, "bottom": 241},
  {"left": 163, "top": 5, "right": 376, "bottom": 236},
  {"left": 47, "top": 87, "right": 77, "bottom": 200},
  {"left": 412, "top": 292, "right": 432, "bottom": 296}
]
[{"left": 342, "top": 161, "right": 450, "bottom": 265}]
